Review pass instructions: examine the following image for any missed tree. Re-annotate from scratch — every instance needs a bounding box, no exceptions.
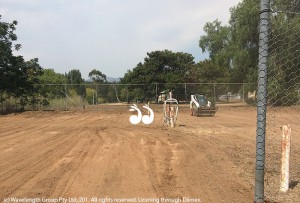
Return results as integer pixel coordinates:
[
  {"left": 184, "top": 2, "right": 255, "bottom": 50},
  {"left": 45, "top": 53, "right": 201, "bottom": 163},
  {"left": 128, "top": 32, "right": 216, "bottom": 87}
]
[
  {"left": 65, "top": 69, "right": 83, "bottom": 84},
  {"left": 267, "top": 0, "right": 300, "bottom": 105},
  {"left": 198, "top": 19, "right": 233, "bottom": 97},
  {"left": 16, "top": 58, "right": 43, "bottom": 109},
  {"left": 88, "top": 69, "right": 107, "bottom": 83},
  {"left": 199, "top": 19, "right": 231, "bottom": 68},
  {"left": 39, "top": 69, "right": 66, "bottom": 84},
  {"left": 199, "top": 1, "right": 260, "bottom": 85},
  {"left": 188, "top": 60, "right": 228, "bottom": 83},
  {"left": 64, "top": 69, "right": 84, "bottom": 97},
  {"left": 122, "top": 50, "right": 194, "bottom": 84},
  {"left": 198, "top": 0, "right": 260, "bottom": 97},
  {"left": 228, "top": 0, "right": 260, "bottom": 85},
  {"left": 38, "top": 69, "right": 66, "bottom": 99},
  {"left": 0, "top": 15, "right": 20, "bottom": 110},
  {"left": 120, "top": 50, "right": 195, "bottom": 101},
  {"left": 0, "top": 16, "right": 43, "bottom": 111}
]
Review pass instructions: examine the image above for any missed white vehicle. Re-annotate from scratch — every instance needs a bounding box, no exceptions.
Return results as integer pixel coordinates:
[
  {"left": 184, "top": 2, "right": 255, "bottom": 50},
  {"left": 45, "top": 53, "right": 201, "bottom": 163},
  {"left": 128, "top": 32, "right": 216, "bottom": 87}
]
[{"left": 190, "top": 94, "right": 217, "bottom": 116}]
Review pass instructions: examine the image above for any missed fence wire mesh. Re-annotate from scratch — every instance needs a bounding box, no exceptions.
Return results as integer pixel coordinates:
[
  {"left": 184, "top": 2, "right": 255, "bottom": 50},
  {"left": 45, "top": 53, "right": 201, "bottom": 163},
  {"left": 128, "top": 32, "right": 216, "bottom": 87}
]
[
  {"left": 260, "top": 0, "right": 300, "bottom": 202},
  {"left": 0, "top": 83, "right": 250, "bottom": 113}
]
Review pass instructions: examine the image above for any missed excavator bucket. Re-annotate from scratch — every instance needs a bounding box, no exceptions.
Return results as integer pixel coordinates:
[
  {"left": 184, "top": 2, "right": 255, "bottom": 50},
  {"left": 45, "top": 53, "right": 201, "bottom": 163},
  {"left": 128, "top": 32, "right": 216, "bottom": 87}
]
[{"left": 197, "top": 106, "right": 218, "bottom": 116}]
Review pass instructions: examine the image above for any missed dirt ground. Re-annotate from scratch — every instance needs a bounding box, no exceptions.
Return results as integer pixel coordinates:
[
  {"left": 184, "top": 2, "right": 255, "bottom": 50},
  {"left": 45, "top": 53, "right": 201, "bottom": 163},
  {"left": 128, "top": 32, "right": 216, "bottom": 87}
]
[{"left": 0, "top": 103, "right": 299, "bottom": 203}]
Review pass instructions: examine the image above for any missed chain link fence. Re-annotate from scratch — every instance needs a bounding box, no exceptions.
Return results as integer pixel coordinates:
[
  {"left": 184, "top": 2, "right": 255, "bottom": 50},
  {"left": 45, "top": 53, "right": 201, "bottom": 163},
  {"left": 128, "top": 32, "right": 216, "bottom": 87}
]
[
  {"left": 0, "top": 83, "right": 252, "bottom": 113},
  {"left": 256, "top": 0, "right": 300, "bottom": 202}
]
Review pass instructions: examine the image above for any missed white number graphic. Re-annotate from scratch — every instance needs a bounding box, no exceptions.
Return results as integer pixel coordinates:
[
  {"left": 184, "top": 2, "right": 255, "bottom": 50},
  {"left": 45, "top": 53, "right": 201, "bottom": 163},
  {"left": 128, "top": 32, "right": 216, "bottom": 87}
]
[
  {"left": 129, "top": 104, "right": 154, "bottom": 125},
  {"left": 142, "top": 105, "right": 154, "bottom": 124},
  {"left": 129, "top": 104, "right": 142, "bottom": 125}
]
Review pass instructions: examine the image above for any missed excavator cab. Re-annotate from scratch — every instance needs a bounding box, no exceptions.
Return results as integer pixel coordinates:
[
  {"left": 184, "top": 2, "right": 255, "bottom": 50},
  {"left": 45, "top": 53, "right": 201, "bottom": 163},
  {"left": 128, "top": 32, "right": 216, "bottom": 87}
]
[{"left": 196, "top": 94, "right": 207, "bottom": 106}]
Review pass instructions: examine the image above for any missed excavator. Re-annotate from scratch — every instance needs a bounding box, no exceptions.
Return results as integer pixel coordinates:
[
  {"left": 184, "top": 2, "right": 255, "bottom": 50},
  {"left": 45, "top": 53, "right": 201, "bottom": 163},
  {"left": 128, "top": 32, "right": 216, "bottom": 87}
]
[{"left": 190, "top": 94, "right": 217, "bottom": 116}]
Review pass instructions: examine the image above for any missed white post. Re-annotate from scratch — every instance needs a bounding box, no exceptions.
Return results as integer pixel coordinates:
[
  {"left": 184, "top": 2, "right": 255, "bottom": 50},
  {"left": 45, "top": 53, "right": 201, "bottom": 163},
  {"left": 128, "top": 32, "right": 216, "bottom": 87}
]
[
  {"left": 170, "top": 106, "right": 175, "bottom": 128},
  {"left": 280, "top": 124, "right": 291, "bottom": 192}
]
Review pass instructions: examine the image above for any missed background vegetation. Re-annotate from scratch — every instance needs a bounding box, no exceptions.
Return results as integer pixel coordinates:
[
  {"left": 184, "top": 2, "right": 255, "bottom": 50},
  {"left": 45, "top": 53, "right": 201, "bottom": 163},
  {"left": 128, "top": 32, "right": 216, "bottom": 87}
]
[{"left": 1, "top": 0, "right": 299, "bottom": 112}]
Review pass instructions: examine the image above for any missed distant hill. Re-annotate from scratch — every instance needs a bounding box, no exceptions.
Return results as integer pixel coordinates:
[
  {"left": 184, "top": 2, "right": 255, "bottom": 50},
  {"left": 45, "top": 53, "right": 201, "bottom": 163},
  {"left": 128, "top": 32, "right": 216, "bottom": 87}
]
[
  {"left": 85, "top": 77, "right": 120, "bottom": 83},
  {"left": 107, "top": 77, "right": 120, "bottom": 83}
]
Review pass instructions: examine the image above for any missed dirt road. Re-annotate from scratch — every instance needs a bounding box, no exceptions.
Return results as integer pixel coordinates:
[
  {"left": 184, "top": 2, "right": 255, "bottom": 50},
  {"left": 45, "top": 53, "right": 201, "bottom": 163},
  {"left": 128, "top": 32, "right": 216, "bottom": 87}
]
[{"left": 0, "top": 104, "right": 299, "bottom": 203}]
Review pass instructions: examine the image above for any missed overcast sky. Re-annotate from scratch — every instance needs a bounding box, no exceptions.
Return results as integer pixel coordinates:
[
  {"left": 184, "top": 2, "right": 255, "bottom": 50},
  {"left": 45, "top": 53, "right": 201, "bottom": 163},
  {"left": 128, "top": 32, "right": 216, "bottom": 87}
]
[{"left": 1, "top": 0, "right": 242, "bottom": 79}]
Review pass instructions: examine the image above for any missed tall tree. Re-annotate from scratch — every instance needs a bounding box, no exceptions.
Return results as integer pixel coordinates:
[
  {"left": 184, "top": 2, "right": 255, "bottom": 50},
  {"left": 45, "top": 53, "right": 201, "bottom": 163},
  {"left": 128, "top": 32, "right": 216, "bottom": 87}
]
[
  {"left": 228, "top": 0, "right": 260, "bottom": 84},
  {"left": 65, "top": 69, "right": 83, "bottom": 84},
  {"left": 188, "top": 60, "right": 228, "bottom": 83},
  {"left": 199, "top": 0, "right": 260, "bottom": 95},
  {"left": 16, "top": 58, "right": 43, "bottom": 108},
  {"left": 64, "top": 69, "right": 84, "bottom": 97},
  {"left": 88, "top": 69, "right": 107, "bottom": 83},
  {"left": 198, "top": 19, "right": 231, "bottom": 88},
  {"left": 38, "top": 69, "right": 66, "bottom": 99},
  {"left": 0, "top": 15, "right": 20, "bottom": 107},
  {"left": 199, "top": 19, "right": 231, "bottom": 69},
  {"left": 0, "top": 15, "right": 43, "bottom": 111},
  {"left": 122, "top": 50, "right": 194, "bottom": 84},
  {"left": 39, "top": 69, "right": 66, "bottom": 84},
  {"left": 268, "top": 0, "right": 300, "bottom": 105},
  {"left": 121, "top": 50, "right": 195, "bottom": 100}
]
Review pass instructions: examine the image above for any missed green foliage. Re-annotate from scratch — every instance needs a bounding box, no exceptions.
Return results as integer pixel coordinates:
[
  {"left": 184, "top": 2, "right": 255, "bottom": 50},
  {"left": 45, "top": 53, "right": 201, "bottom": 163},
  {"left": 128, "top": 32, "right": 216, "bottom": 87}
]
[
  {"left": 199, "top": 19, "right": 231, "bottom": 68},
  {"left": 65, "top": 69, "right": 83, "bottom": 84},
  {"left": 85, "top": 88, "right": 96, "bottom": 104},
  {"left": 229, "top": 0, "right": 260, "bottom": 84},
  {"left": 268, "top": 9, "right": 300, "bottom": 106},
  {"left": 1, "top": 16, "right": 20, "bottom": 106},
  {"left": 0, "top": 15, "right": 45, "bottom": 111},
  {"left": 38, "top": 69, "right": 66, "bottom": 99},
  {"left": 121, "top": 50, "right": 195, "bottom": 100},
  {"left": 199, "top": 0, "right": 260, "bottom": 81},
  {"left": 198, "top": 0, "right": 260, "bottom": 95},
  {"left": 64, "top": 69, "right": 85, "bottom": 97},
  {"left": 188, "top": 60, "right": 228, "bottom": 83},
  {"left": 88, "top": 69, "right": 107, "bottom": 83},
  {"left": 39, "top": 69, "right": 66, "bottom": 84}
]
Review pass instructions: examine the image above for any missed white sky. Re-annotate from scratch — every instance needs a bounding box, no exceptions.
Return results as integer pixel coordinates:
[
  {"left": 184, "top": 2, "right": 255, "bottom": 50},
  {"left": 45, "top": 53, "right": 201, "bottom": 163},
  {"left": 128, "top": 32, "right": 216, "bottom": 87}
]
[{"left": 1, "top": 0, "right": 242, "bottom": 79}]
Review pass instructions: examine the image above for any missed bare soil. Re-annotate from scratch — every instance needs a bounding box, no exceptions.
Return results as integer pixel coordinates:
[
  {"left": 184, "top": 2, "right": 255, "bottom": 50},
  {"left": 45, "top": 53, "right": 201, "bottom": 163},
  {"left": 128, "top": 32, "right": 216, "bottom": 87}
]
[{"left": 0, "top": 104, "right": 299, "bottom": 203}]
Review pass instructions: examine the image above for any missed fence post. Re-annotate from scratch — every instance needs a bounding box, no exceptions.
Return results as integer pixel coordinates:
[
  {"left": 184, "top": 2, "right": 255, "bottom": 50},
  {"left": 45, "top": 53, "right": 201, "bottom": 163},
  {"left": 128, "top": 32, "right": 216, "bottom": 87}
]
[
  {"left": 156, "top": 83, "right": 158, "bottom": 104},
  {"left": 280, "top": 125, "right": 291, "bottom": 192},
  {"left": 127, "top": 86, "right": 129, "bottom": 103},
  {"left": 96, "top": 84, "right": 98, "bottom": 111},
  {"left": 184, "top": 83, "right": 187, "bottom": 104},
  {"left": 1, "top": 92, "right": 3, "bottom": 112},
  {"left": 255, "top": 0, "right": 270, "bottom": 202},
  {"left": 242, "top": 83, "right": 245, "bottom": 103},
  {"left": 213, "top": 83, "right": 216, "bottom": 103}
]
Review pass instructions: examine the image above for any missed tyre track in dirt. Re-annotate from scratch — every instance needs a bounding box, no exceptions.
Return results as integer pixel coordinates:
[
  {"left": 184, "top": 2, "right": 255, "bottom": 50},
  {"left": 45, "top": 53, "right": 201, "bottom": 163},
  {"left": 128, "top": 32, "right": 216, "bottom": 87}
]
[
  {"left": 0, "top": 109, "right": 261, "bottom": 202},
  {"left": 121, "top": 127, "right": 179, "bottom": 198},
  {"left": 0, "top": 113, "right": 100, "bottom": 199},
  {"left": 19, "top": 131, "right": 99, "bottom": 197},
  {"left": 0, "top": 135, "right": 80, "bottom": 198}
]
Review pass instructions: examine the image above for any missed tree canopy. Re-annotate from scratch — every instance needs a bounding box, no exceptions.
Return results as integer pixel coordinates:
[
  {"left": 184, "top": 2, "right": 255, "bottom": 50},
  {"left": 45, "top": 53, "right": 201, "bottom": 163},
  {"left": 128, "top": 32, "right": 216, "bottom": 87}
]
[
  {"left": 121, "top": 50, "right": 194, "bottom": 84},
  {"left": 65, "top": 69, "right": 83, "bottom": 84},
  {"left": 198, "top": 0, "right": 299, "bottom": 105},
  {"left": 2, "top": 0, "right": 299, "bottom": 108},
  {"left": 199, "top": 0, "right": 260, "bottom": 86},
  {"left": 120, "top": 50, "right": 195, "bottom": 100},
  {"left": 88, "top": 69, "right": 107, "bottom": 83},
  {"left": 0, "top": 15, "right": 43, "bottom": 111}
]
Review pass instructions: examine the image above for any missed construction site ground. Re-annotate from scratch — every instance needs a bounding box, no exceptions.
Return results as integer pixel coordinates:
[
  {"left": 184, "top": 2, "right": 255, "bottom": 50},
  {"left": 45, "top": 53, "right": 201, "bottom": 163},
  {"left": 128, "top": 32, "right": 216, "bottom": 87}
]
[{"left": 0, "top": 103, "right": 299, "bottom": 203}]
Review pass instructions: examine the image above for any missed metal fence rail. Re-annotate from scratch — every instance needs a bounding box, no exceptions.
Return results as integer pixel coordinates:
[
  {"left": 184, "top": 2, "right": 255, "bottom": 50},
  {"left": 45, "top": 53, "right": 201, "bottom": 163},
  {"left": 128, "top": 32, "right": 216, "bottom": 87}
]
[{"left": 0, "top": 83, "right": 251, "bottom": 113}]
